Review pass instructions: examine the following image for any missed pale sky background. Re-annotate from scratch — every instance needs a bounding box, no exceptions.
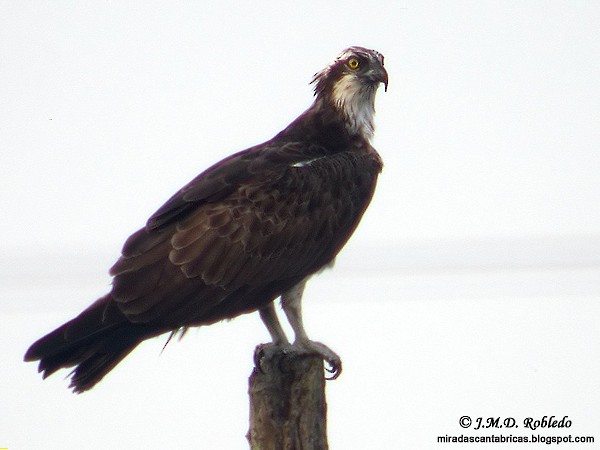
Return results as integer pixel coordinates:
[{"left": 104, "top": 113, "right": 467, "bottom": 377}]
[{"left": 1, "top": 1, "right": 599, "bottom": 449}]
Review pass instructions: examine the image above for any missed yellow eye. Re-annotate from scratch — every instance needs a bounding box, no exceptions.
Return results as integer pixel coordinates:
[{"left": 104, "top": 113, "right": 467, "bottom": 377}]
[{"left": 348, "top": 57, "right": 360, "bottom": 70}]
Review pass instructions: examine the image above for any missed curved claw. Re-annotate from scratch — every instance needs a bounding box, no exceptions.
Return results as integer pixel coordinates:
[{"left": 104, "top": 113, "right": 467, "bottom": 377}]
[
  {"left": 254, "top": 341, "right": 342, "bottom": 380},
  {"left": 253, "top": 342, "right": 294, "bottom": 374},
  {"left": 295, "top": 340, "right": 342, "bottom": 381},
  {"left": 253, "top": 343, "right": 272, "bottom": 374},
  {"left": 324, "top": 358, "right": 342, "bottom": 380}
]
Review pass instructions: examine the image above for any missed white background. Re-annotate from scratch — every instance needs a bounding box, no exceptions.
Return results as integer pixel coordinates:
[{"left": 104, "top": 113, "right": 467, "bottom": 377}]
[{"left": 1, "top": 1, "right": 599, "bottom": 449}]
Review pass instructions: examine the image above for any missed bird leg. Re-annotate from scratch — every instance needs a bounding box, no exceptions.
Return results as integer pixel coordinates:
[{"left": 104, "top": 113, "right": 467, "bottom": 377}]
[
  {"left": 281, "top": 280, "right": 342, "bottom": 380},
  {"left": 254, "top": 303, "right": 291, "bottom": 370},
  {"left": 258, "top": 302, "right": 289, "bottom": 346},
  {"left": 255, "top": 281, "right": 342, "bottom": 379}
]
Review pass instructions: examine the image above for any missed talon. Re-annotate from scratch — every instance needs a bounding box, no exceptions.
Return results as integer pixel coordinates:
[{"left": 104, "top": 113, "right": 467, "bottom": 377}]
[
  {"left": 293, "top": 340, "right": 342, "bottom": 380},
  {"left": 253, "top": 342, "right": 296, "bottom": 374},
  {"left": 324, "top": 358, "right": 342, "bottom": 380},
  {"left": 255, "top": 340, "right": 343, "bottom": 379},
  {"left": 253, "top": 343, "right": 270, "bottom": 374}
]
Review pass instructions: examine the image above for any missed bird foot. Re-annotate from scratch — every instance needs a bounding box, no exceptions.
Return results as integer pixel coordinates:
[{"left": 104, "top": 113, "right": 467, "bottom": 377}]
[{"left": 253, "top": 340, "right": 342, "bottom": 380}]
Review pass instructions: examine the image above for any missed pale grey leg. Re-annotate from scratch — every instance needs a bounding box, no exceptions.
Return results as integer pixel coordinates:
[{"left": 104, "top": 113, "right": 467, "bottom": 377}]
[
  {"left": 281, "top": 279, "right": 342, "bottom": 379},
  {"left": 258, "top": 302, "right": 289, "bottom": 345},
  {"left": 254, "top": 303, "right": 291, "bottom": 371},
  {"left": 280, "top": 281, "right": 309, "bottom": 342}
]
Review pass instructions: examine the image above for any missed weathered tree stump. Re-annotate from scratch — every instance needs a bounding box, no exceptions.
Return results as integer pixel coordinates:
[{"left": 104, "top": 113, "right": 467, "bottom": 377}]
[{"left": 247, "top": 345, "right": 328, "bottom": 450}]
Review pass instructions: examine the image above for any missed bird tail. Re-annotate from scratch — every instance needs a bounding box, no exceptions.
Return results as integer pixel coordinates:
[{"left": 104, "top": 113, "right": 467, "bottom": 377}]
[{"left": 24, "top": 295, "right": 155, "bottom": 393}]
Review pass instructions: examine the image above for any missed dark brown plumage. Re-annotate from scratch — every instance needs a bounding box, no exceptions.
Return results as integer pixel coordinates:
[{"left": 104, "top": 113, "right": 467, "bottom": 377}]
[{"left": 24, "top": 46, "right": 388, "bottom": 392}]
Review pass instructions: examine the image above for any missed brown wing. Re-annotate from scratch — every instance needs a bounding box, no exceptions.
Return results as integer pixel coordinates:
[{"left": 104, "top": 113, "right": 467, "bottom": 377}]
[
  {"left": 145, "top": 141, "right": 329, "bottom": 231},
  {"left": 109, "top": 142, "right": 381, "bottom": 327}
]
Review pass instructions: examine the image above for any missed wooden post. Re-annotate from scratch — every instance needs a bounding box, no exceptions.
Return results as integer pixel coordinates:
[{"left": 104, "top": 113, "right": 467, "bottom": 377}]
[{"left": 247, "top": 345, "right": 328, "bottom": 450}]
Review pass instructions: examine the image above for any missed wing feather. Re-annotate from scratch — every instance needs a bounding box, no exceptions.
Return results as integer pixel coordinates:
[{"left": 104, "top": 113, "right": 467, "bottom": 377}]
[{"left": 106, "top": 142, "right": 381, "bottom": 326}]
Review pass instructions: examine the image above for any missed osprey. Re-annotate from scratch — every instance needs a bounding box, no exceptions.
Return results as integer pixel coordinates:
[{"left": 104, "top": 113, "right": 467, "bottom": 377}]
[{"left": 25, "top": 46, "right": 388, "bottom": 392}]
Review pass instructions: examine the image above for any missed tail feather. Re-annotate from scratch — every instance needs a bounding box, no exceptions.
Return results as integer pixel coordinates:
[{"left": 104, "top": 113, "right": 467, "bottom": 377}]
[
  {"left": 66, "top": 327, "right": 147, "bottom": 393},
  {"left": 24, "top": 295, "right": 157, "bottom": 393}
]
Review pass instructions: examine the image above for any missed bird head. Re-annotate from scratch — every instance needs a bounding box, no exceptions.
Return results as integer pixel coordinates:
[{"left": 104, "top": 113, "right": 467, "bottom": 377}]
[{"left": 312, "top": 47, "right": 388, "bottom": 140}]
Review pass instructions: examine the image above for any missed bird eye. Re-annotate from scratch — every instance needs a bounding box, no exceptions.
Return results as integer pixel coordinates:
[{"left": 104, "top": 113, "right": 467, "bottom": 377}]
[{"left": 347, "top": 57, "right": 360, "bottom": 70}]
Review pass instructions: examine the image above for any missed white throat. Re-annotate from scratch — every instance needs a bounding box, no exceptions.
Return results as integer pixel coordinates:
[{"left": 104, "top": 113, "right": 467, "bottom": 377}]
[{"left": 330, "top": 73, "right": 377, "bottom": 141}]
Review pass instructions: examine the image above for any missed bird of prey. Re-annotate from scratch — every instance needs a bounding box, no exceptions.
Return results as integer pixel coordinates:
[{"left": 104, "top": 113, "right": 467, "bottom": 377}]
[{"left": 24, "top": 46, "right": 388, "bottom": 393}]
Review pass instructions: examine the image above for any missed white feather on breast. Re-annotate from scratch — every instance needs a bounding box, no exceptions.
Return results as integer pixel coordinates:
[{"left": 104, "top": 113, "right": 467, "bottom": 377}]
[{"left": 330, "top": 73, "right": 377, "bottom": 141}]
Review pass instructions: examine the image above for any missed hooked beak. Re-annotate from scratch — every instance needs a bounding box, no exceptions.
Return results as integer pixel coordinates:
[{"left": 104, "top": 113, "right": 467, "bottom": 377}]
[
  {"left": 367, "top": 66, "right": 389, "bottom": 92},
  {"left": 380, "top": 67, "right": 389, "bottom": 92}
]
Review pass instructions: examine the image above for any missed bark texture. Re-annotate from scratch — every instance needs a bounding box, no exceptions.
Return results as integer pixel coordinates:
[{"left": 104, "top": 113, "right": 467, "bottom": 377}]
[{"left": 248, "top": 346, "right": 328, "bottom": 450}]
